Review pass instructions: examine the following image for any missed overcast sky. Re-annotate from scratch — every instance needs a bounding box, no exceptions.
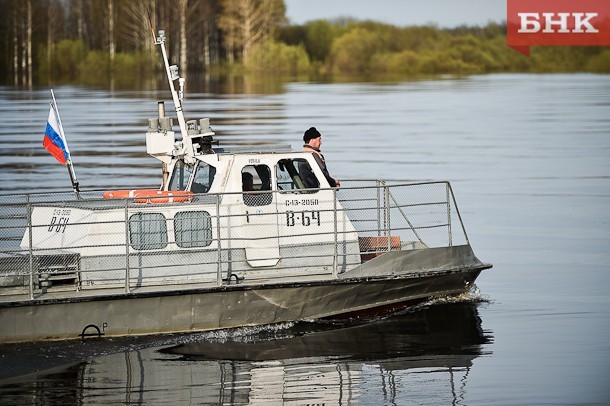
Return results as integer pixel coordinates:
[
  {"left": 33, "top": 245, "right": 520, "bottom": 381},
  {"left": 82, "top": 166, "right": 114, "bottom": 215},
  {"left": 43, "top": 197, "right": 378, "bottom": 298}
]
[{"left": 284, "top": 0, "right": 506, "bottom": 27}]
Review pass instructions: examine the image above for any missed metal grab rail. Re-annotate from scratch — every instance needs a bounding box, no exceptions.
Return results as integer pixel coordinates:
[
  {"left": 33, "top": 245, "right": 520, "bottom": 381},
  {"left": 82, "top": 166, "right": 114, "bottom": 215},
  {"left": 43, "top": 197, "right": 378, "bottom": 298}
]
[
  {"left": 27, "top": 195, "right": 33, "bottom": 300},
  {"left": 386, "top": 187, "right": 425, "bottom": 246},
  {"left": 0, "top": 181, "right": 470, "bottom": 300}
]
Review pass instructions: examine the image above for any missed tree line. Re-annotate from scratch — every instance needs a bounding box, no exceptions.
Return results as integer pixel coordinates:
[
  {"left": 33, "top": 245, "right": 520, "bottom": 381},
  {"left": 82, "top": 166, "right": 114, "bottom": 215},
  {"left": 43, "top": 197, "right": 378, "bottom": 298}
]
[
  {"left": 1, "top": 0, "right": 286, "bottom": 87},
  {"left": 278, "top": 20, "right": 610, "bottom": 76},
  {"left": 2, "top": 0, "right": 609, "bottom": 89}
]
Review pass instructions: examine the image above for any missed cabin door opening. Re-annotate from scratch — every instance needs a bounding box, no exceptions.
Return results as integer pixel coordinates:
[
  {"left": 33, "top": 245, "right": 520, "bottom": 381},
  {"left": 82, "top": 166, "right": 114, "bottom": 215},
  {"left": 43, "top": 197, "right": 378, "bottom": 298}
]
[{"left": 240, "top": 165, "right": 279, "bottom": 267}]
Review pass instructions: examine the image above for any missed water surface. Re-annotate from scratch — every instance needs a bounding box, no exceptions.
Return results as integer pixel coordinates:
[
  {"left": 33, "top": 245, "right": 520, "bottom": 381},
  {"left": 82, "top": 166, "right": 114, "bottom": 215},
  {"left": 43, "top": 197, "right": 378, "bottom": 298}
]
[{"left": 0, "top": 73, "right": 609, "bottom": 404}]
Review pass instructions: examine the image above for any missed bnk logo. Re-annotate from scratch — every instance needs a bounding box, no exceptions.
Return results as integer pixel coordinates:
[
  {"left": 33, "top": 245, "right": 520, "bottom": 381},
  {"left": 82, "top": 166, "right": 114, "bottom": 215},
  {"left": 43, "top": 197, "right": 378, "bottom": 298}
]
[
  {"left": 507, "top": 0, "right": 610, "bottom": 56},
  {"left": 518, "top": 13, "right": 599, "bottom": 34}
]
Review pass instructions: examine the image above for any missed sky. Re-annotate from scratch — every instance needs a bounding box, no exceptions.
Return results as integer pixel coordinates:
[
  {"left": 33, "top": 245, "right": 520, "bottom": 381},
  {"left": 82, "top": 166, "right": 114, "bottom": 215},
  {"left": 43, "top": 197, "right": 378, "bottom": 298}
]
[{"left": 284, "top": 0, "right": 506, "bottom": 27}]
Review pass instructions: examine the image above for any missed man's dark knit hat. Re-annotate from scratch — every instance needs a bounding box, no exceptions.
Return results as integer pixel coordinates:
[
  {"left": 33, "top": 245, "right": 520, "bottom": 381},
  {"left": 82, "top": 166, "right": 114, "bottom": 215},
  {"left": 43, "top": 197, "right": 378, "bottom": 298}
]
[{"left": 303, "top": 127, "right": 321, "bottom": 143}]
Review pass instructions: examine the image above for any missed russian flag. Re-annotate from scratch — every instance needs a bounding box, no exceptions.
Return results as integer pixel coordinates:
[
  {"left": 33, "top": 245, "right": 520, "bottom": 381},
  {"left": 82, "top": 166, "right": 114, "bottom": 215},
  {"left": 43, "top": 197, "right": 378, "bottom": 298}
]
[{"left": 43, "top": 106, "right": 70, "bottom": 165}]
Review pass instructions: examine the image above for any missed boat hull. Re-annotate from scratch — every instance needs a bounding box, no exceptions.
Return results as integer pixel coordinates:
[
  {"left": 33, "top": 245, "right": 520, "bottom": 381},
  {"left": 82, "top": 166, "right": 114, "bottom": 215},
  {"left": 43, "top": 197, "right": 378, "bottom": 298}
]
[
  {"left": 0, "top": 181, "right": 492, "bottom": 343},
  {"left": 0, "top": 263, "right": 487, "bottom": 344}
]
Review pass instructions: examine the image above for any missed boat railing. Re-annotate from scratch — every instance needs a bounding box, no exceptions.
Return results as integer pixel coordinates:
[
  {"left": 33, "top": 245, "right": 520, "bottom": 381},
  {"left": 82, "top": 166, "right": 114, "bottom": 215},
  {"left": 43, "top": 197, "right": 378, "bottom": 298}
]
[
  {"left": 338, "top": 180, "right": 469, "bottom": 246},
  {"left": 0, "top": 181, "right": 471, "bottom": 300}
]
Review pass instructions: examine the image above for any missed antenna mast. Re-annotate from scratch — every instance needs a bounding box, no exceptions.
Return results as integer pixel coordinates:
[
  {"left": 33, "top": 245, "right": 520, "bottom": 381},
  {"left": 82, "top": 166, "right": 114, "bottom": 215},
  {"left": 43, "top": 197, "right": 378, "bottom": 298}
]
[{"left": 155, "top": 30, "right": 188, "bottom": 141}]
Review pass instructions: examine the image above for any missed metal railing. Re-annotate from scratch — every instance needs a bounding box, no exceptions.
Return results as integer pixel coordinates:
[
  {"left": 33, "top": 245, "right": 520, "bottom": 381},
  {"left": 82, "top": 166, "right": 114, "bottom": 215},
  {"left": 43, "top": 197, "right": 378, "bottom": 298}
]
[{"left": 0, "top": 181, "right": 470, "bottom": 300}]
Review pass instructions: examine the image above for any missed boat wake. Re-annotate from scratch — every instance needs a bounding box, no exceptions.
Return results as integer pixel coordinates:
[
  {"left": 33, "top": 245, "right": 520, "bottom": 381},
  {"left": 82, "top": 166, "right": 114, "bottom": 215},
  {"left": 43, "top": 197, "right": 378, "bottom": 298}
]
[
  {"left": 425, "top": 283, "right": 491, "bottom": 306},
  {"left": 175, "top": 321, "right": 298, "bottom": 344}
]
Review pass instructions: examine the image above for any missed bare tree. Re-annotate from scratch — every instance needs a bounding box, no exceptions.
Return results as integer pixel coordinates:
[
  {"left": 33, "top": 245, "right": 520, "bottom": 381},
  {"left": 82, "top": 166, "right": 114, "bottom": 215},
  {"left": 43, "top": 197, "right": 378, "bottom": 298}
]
[
  {"left": 197, "top": 0, "right": 221, "bottom": 69},
  {"left": 46, "top": 1, "right": 64, "bottom": 82},
  {"left": 190, "top": 0, "right": 221, "bottom": 72},
  {"left": 177, "top": 0, "right": 188, "bottom": 74},
  {"left": 12, "top": 5, "right": 19, "bottom": 85},
  {"left": 21, "top": 4, "right": 27, "bottom": 86},
  {"left": 173, "top": 0, "right": 217, "bottom": 73},
  {"left": 219, "top": 0, "right": 285, "bottom": 65},
  {"left": 69, "top": 0, "right": 88, "bottom": 43},
  {"left": 107, "top": 0, "right": 115, "bottom": 64},
  {"left": 26, "top": 0, "right": 32, "bottom": 88},
  {"left": 122, "top": 0, "right": 156, "bottom": 54}
]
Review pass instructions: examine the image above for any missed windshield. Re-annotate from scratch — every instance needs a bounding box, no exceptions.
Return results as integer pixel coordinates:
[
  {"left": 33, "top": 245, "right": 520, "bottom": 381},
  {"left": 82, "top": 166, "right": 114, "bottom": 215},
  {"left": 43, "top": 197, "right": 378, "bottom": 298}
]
[
  {"left": 168, "top": 160, "right": 217, "bottom": 192},
  {"left": 168, "top": 160, "right": 193, "bottom": 191},
  {"left": 191, "top": 162, "right": 216, "bottom": 193}
]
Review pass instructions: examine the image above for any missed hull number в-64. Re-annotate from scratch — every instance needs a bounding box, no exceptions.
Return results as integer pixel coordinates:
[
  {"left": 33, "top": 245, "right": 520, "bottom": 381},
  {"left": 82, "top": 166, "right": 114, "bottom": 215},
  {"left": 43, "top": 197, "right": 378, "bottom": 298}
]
[{"left": 286, "top": 210, "right": 321, "bottom": 227}]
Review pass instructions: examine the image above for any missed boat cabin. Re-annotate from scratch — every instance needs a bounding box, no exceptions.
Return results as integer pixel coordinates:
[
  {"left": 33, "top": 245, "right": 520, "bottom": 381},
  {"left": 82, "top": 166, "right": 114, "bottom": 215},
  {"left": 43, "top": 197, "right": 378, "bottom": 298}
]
[{"left": 146, "top": 110, "right": 328, "bottom": 196}]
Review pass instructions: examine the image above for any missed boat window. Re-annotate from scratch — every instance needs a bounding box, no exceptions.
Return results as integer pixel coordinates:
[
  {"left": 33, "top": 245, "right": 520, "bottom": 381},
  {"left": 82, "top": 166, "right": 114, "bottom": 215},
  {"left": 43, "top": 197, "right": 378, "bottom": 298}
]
[
  {"left": 168, "top": 160, "right": 193, "bottom": 191},
  {"left": 276, "top": 158, "right": 319, "bottom": 193},
  {"left": 242, "top": 165, "right": 272, "bottom": 206},
  {"left": 174, "top": 211, "right": 212, "bottom": 248},
  {"left": 191, "top": 162, "right": 216, "bottom": 193},
  {"left": 129, "top": 213, "right": 168, "bottom": 250}
]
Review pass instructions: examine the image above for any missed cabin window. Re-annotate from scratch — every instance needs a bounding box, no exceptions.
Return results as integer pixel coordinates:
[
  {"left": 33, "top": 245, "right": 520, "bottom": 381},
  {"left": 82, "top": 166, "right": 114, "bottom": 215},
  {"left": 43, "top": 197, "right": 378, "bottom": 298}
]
[
  {"left": 168, "top": 160, "right": 193, "bottom": 191},
  {"left": 129, "top": 213, "right": 168, "bottom": 250},
  {"left": 168, "top": 160, "right": 216, "bottom": 193},
  {"left": 276, "top": 158, "right": 319, "bottom": 192},
  {"left": 191, "top": 162, "right": 216, "bottom": 193},
  {"left": 174, "top": 211, "right": 212, "bottom": 248},
  {"left": 241, "top": 165, "right": 272, "bottom": 206}
]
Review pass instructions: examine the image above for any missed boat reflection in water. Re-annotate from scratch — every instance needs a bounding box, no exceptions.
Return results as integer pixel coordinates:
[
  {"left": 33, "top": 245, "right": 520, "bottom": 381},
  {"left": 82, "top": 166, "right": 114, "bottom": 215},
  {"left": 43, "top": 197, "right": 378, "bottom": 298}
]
[{"left": 0, "top": 302, "right": 492, "bottom": 405}]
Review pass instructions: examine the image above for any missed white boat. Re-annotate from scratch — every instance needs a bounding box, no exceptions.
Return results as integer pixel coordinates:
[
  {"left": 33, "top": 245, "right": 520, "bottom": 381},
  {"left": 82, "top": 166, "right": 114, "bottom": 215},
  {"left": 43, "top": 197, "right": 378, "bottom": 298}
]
[{"left": 0, "top": 30, "right": 491, "bottom": 343}]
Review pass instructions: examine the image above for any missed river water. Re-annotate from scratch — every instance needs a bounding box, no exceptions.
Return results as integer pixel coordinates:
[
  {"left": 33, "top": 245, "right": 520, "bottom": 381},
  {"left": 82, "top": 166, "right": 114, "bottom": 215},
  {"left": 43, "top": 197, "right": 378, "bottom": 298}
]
[{"left": 0, "top": 73, "right": 609, "bottom": 404}]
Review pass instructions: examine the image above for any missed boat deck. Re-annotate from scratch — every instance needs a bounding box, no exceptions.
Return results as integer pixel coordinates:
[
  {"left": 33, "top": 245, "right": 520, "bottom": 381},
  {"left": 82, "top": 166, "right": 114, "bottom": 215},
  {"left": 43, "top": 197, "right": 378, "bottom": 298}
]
[{"left": 0, "top": 273, "right": 334, "bottom": 304}]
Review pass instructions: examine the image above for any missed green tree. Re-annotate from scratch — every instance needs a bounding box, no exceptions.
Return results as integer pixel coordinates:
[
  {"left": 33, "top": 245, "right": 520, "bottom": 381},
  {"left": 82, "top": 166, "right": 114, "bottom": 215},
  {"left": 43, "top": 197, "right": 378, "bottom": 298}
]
[
  {"left": 245, "top": 39, "right": 310, "bottom": 74},
  {"left": 371, "top": 50, "right": 422, "bottom": 74},
  {"left": 328, "top": 28, "right": 381, "bottom": 74},
  {"left": 304, "top": 20, "right": 342, "bottom": 62},
  {"left": 586, "top": 49, "right": 610, "bottom": 73}
]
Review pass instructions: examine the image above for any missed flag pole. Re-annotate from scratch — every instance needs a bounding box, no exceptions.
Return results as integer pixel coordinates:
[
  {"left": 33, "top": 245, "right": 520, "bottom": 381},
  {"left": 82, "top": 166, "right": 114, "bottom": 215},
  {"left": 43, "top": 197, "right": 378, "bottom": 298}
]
[{"left": 50, "top": 89, "right": 80, "bottom": 194}]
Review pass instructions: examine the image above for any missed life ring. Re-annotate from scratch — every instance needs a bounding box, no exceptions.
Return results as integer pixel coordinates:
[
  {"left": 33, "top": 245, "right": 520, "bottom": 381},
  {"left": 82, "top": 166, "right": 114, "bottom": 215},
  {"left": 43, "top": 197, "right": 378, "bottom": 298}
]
[
  {"left": 103, "top": 189, "right": 194, "bottom": 204},
  {"left": 103, "top": 189, "right": 159, "bottom": 199},
  {"left": 133, "top": 190, "right": 194, "bottom": 204}
]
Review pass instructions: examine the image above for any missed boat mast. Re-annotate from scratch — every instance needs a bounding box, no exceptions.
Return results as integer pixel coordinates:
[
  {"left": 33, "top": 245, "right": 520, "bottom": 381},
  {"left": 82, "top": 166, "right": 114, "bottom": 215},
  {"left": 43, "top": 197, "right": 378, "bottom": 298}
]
[{"left": 155, "top": 30, "right": 188, "bottom": 141}]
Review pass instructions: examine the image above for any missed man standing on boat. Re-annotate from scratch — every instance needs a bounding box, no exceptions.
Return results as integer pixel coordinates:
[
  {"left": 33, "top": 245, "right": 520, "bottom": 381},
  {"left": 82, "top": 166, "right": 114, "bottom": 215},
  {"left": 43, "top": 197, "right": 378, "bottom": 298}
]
[{"left": 301, "top": 127, "right": 340, "bottom": 188}]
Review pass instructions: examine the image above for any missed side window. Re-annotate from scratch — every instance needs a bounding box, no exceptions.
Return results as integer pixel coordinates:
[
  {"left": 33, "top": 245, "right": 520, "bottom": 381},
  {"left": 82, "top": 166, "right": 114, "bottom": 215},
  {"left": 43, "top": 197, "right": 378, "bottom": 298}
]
[
  {"left": 174, "top": 211, "right": 212, "bottom": 248},
  {"left": 241, "top": 165, "right": 272, "bottom": 206},
  {"left": 191, "top": 162, "right": 216, "bottom": 193},
  {"left": 129, "top": 213, "right": 168, "bottom": 250},
  {"left": 276, "top": 158, "right": 319, "bottom": 192},
  {"left": 168, "top": 160, "right": 193, "bottom": 191}
]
